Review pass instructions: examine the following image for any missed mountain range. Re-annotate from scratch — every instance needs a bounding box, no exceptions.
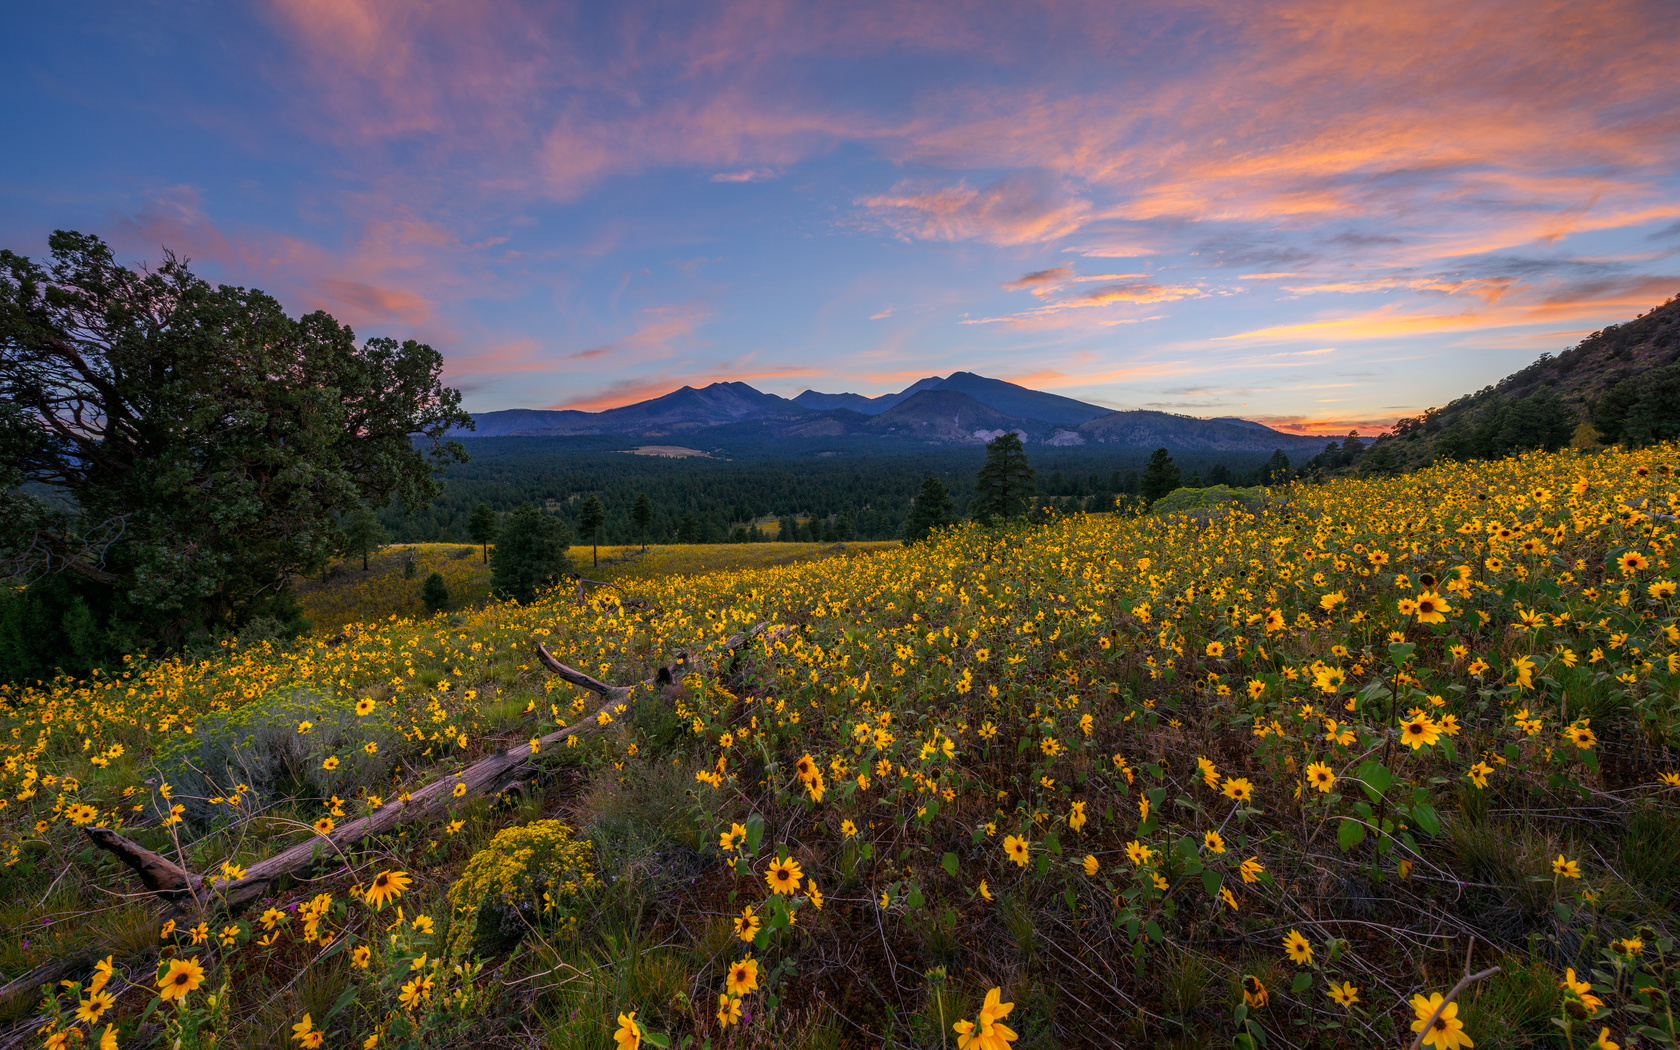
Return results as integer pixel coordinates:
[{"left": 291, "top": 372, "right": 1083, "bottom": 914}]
[{"left": 461, "top": 371, "right": 1330, "bottom": 453}]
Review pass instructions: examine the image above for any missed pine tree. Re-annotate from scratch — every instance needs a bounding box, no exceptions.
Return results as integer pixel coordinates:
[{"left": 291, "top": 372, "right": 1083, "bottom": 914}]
[
  {"left": 630, "top": 493, "right": 653, "bottom": 551},
  {"left": 468, "top": 503, "right": 498, "bottom": 563},
  {"left": 1140, "top": 448, "right": 1181, "bottom": 507},
  {"left": 903, "top": 475, "right": 955, "bottom": 543},
  {"left": 577, "top": 495, "right": 605, "bottom": 567},
  {"left": 420, "top": 572, "right": 450, "bottom": 614},
  {"left": 341, "top": 503, "right": 389, "bottom": 571},
  {"left": 971, "top": 433, "right": 1036, "bottom": 522},
  {"left": 1259, "top": 449, "right": 1291, "bottom": 485}
]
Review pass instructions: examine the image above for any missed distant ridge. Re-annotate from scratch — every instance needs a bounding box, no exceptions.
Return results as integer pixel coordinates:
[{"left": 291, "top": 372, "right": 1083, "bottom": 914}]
[{"left": 459, "top": 372, "right": 1327, "bottom": 453}]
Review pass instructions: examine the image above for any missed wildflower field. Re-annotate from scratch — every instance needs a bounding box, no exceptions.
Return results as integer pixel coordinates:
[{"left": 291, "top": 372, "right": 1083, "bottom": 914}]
[
  {"left": 3, "top": 445, "right": 1679, "bottom": 1050},
  {"left": 297, "top": 542, "right": 900, "bottom": 633}
]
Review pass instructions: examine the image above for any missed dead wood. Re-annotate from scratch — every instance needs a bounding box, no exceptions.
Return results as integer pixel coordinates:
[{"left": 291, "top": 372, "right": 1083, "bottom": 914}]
[{"left": 84, "top": 622, "right": 774, "bottom": 918}]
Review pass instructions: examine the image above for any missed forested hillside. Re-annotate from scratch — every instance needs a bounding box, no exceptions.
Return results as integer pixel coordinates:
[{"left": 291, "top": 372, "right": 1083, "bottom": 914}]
[{"left": 1374, "top": 293, "right": 1680, "bottom": 468}]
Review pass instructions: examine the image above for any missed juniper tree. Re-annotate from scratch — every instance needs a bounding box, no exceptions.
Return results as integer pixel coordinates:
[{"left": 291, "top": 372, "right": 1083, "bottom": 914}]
[
  {"left": 490, "top": 504, "right": 573, "bottom": 603},
  {"left": 0, "top": 231, "right": 469, "bottom": 678}
]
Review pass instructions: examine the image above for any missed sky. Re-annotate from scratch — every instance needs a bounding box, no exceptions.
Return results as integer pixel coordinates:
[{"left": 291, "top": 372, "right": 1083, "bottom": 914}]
[{"left": 4, "top": 1, "right": 1679, "bottom": 435}]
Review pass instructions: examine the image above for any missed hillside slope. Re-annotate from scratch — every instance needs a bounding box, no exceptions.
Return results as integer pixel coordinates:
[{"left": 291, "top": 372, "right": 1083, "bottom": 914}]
[{"left": 1377, "top": 293, "right": 1680, "bottom": 466}]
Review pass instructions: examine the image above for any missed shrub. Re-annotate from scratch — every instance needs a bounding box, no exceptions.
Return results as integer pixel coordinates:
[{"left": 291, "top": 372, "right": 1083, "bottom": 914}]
[
  {"left": 153, "top": 686, "right": 400, "bottom": 825},
  {"left": 1148, "top": 484, "right": 1263, "bottom": 516},
  {"left": 446, "top": 820, "right": 598, "bottom": 955},
  {"left": 421, "top": 572, "right": 450, "bottom": 614}
]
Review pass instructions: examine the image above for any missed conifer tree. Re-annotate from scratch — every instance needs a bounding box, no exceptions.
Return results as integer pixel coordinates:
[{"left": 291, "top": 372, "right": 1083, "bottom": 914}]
[
  {"left": 903, "top": 475, "right": 956, "bottom": 543},
  {"left": 577, "top": 495, "right": 606, "bottom": 567},
  {"left": 630, "top": 493, "right": 653, "bottom": 551},
  {"left": 468, "top": 503, "right": 499, "bottom": 563},
  {"left": 971, "top": 433, "right": 1036, "bottom": 522},
  {"left": 1140, "top": 448, "right": 1182, "bottom": 507},
  {"left": 341, "top": 503, "right": 389, "bottom": 571}
]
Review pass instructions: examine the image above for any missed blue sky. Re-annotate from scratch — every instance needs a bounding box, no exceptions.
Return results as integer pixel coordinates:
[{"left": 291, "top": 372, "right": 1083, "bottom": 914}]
[{"left": 5, "top": 0, "right": 1678, "bottom": 433}]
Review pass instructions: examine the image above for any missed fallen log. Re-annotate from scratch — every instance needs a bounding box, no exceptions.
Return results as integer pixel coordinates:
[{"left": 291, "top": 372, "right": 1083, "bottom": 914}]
[{"left": 84, "top": 623, "right": 773, "bottom": 917}]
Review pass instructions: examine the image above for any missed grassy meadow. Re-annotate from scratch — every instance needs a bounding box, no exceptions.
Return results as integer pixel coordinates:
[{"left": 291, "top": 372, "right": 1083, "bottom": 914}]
[{"left": 3, "top": 446, "right": 1680, "bottom": 1049}]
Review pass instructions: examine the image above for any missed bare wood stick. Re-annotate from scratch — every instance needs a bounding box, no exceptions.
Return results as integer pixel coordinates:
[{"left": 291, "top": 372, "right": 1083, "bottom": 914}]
[
  {"left": 0, "top": 954, "right": 92, "bottom": 1009},
  {"left": 1406, "top": 966, "right": 1501, "bottom": 1050},
  {"left": 85, "top": 624, "right": 772, "bottom": 916}
]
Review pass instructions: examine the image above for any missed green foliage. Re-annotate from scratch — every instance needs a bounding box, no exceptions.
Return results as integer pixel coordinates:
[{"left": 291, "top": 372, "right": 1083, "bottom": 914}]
[
  {"left": 971, "top": 432, "right": 1035, "bottom": 521},
  {"left": 0, "top": 231, "right": 470, "bottom": 680},
  {"left": 341, "top": 503, "right": 390, "bottom": 571},
  {"left": 630, "top": 493, "right": 653, "bottom": 549},
  {"left": 1140, "top": 447, "right": 1182, "bottom": 506},
  {"left": 578, "top": 494, "right": 606, "bottom": 566},
  {"left": 1148, "top": 484, "right": 1263, "bottom": 516},
  {"left": 421, "top": 571, "right": 450, "bottom": 614},
  {"left": 446, "top": 821, "right": 599, "bottom": 956},
  {"left": 903, "top": 475, "right": 956, "bottom": 542},
  {"left": 1438, "top": 387, "right": 1577, "bottom": 461},
  {"left": 152, "top": 686, "right": 394, "bottom": 825},
  {"left": 468, "top": 502, "right": 499, "bottom": 563},
  {"left": 1595, "top": 361, "right": 1680, "bottom": 447},
  {"left": 490, "top": 503, "right": 574, "bottom": 602}
]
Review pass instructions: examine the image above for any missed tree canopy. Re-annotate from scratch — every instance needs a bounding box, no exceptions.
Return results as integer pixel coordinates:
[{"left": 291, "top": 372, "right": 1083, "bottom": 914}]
[{"left": 0, "top": 231, "right": 470, "bottom": 679}]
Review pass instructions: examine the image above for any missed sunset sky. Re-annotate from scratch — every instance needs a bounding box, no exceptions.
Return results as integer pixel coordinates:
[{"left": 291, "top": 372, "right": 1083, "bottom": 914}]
[{"left": 5, "top": 1, "right": 1678, "bottom": 433}]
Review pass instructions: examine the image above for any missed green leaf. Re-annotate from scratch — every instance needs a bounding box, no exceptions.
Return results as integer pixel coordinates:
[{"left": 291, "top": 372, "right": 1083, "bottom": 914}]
[
  {"left": 745, "top": 814, "right": 764, "bottom": 855},
  {"left": 1409, "top": 803, "right": 1441, "bottom": 838},
  {"left": 1337, "top": 818, "right": 1367, "bottom": 852},
  {"left": 1357, "top": 761, "right": 1392, "bottom": 801},
  {"left": 941, "top": 852, "right": 959, "bottom": 877},
  {"left": 643, "top": 1033, "right": 670, "bottom": 1048},
  {"left": 1064, "top": 888, "right": 1077, "bottom": 911},
  {"left": 1202, "top": 869, "right": 1222, "bottom": 897},
  {"left": 1144, "top": 920, "right": 1164, "bottom": 943},
  {"left": 1044, "top": 832, "right": 1062, "bottom": 856},
  {"left": 859, "top": 842, "right": 874, "bottom": 860},
  {"left": 1388, "top": 641, "right": 1416, "bottom": 667},
  {"left": 1292, "top": 972, "right": 1313, "bottom": 993}
]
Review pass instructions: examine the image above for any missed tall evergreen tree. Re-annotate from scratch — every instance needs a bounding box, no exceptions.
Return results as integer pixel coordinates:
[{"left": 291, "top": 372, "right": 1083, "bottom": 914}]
[
  {"left": 903, "top": 475, "right": 956, "bottom": 543},
  {"left": 467, "top": 503, "right": 499, "bottom": 563},
  {"left": 340, "top": 503, "right": 389, "bottom": 571},
  {"left": 577, "top": 495, "right": 606, "bottom": 567},
  {"left": 489, "top": 504, "right": 573, "bottom": 603},
  {"left": 630, "top": 493, "right": 654, "bottom": 551},
  {"left": 971, "top": 432, "right": 1036, "bottom": 522},
  {"left": 1140, "top": 448, "right": 1181, "bottom": 506}
]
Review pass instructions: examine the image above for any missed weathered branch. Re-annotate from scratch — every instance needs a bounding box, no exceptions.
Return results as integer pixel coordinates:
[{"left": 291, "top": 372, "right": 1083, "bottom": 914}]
[{"left": 85, "top": 622, "right": 774, "bottom": 917}]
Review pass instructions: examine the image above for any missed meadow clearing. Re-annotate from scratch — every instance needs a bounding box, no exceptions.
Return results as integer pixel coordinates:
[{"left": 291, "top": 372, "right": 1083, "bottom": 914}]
[{"left": 2, "top": 445, "right": 1679, "bottom": 1049}]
